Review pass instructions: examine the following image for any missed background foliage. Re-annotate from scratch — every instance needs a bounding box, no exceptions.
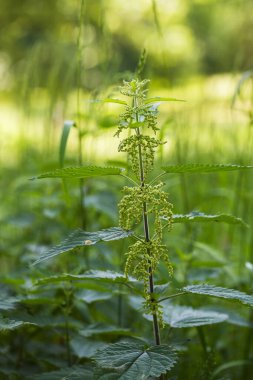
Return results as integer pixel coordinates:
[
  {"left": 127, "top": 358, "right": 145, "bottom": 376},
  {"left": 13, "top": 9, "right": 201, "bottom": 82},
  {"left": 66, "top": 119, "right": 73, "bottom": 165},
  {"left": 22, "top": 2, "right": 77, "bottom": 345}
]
[{"left": 1, "top": 0, "right": 253, "bottom": 379}]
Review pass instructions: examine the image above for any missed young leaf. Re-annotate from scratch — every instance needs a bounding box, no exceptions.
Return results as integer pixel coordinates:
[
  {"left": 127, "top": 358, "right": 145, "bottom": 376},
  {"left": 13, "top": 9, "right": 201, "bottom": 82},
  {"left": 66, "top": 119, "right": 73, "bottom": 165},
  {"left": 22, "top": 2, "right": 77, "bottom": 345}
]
[
  {"left": 171, "top": 213, "right": 247, "bottom": 227},
  {"left": 94, "top": 342, "right": 177, "bottom": 379},
  {"left": 144, "top": 97, "right": 185, "bottom": 104},
  {"left": 59, "top": 120, "right": 76, "bottom": 167},
  {"left": 35, "top": 270, "right": 136, "bottom": 286},
  {"left": 162, "top": 164, "right": 253, "bottom": 174},
  {"left": 184, "top": 285, "right": 253, "bottom": 307},
  {"left": 32, "top": 228, "right": 133, "bottom": 265},
  {"left": 162, "top": 305, "right": 228, "bottom": 328},
  {"left": 33, "top": 166, "right": 123, "bottom": 180}
]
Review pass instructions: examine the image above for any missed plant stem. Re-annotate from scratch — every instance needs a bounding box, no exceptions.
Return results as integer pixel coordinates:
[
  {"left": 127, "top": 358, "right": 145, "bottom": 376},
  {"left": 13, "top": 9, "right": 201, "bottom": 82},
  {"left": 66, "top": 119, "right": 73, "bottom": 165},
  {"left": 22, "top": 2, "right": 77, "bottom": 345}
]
[{"left": 135, "top": 118, "right": 161, "bottom": 346}]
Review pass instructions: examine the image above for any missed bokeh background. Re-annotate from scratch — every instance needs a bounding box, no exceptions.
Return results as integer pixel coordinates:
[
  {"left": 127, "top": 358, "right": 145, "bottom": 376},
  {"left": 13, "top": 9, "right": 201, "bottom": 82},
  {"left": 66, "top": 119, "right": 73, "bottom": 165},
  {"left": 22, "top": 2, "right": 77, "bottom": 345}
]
[{"left": 1, "top": 1, "right": 253, "bottom": 379}]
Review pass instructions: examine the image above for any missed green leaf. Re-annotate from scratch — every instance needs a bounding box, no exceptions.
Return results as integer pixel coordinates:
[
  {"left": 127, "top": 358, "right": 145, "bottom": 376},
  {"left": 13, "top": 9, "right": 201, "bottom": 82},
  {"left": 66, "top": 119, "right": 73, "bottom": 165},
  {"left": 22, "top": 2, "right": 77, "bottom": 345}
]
[
  {"left": 35, "top": 270, "right": 136, "bottom": 286},
  {"left": 33, "top": 166, "right": 123, "bottom": 180},
  {"left": 0, "top": 317, "right": 37, "bottom": 332},
  {"left": 80, "top": 323, "right": 131, "bottom": 337},
  {"left": 59, "top": 120, "right": 76, "bottom": 167},
  {"left": 211, "top": 360, "right": 253, "bottom": 379},
  {"left": 94, "top": 342, "right": 177, "bottom": 379},
  {"left": 0, "top": 297, "right": 19, "bottom": 311},
  {"left": 144, "top": 97, "right": 185, "bottom": 104},
  {"left": 184, "top": 284, "right": 253, "bottom": 307},
  {"left": 163, "top": 305, "right": 228, "bottom": 328},
  {"left": 171, "top": 212, "right": 247, "bottom": 227},
  {"left": 103, "top": 98, "right": 127, "bottom": 105},
  {"left": 162, "top": 164, "right": 253, "bottom": 174},
  {"left": 32, "top": 227, "right": 133, "bottom": 265},
  {"left": 30, "top": 365, "right": 93, "bottom": 380},
  {"left": 71, "top": 336, "right": 106, "bottom": 358}
]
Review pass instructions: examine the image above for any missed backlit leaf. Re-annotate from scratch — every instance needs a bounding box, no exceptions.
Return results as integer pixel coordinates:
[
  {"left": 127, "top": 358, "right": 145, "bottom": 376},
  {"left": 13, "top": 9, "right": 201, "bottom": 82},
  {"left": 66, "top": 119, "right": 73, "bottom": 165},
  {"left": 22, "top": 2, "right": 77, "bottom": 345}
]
[
  {"left": 59, "top": 120, "right": 76, "bottom": 167},
  {"left": 162, "top": 164, "right": 253, "bottom": 174},
  {"left": 144, "top": 97, "right": 185, "bottom": 104},
  {"left": 171, "top": 213, "right": 246, "bottom": 227},
  {"left": 33, "top": 166, "right": 123, "bottom": 180}
]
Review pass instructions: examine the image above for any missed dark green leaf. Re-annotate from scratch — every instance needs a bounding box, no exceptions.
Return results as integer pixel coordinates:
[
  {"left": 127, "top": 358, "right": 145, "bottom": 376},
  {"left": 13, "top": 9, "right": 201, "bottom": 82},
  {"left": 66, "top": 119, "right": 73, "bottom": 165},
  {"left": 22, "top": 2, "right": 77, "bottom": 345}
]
[
  {"left": 80, "top": 323, "right": 131, "bottom": 337},
  {"left": 162, "top": 164, "right": 253, "bottom": 174},
  {"left": 30, "top": 365, "right": 93, "bottom": 380},
  {"left": 32, "top": 227, "right": 133, "bottom": 265},
  {"left": 71, "top": 336, "right": 106, "bottom": 358},
  {"left": 184, "top": 285, "right": 253, "bottom": 307},
  {"left": 94, "top": 342, "right": 177, "bottom": 379},
  {"left": 0, "top": 318, "right": 37, "bottom": 332}
]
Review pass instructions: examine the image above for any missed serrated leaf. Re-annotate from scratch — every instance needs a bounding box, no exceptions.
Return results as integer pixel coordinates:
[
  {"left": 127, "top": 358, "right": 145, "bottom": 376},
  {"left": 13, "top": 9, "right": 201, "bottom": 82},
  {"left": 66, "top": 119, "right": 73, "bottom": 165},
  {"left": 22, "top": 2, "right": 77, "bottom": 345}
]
[
  {"left": 33, "top": 166, "right": 123, "bottom": 180},
  {"left": 162, "top": 305, "right": 228, "bottom": 328},
  {"left": 0, "top": 318, "right": 37, "bottom": 332},
  {"left": 144, "top": 97, "right": 185, "bottom": 104},
  {"left": 94, "top": 342, "right": 177, "bottom": 379},
  {"left": 35, "top": 270, "right": 136, "bottom": 286},
  {"left": 184, "top": 284, "right": 253, "bottom": 307},
  {"left": 32, "top": 228, "right": 133, "bottom": 265},
  {"left": 59, "top": 120, "right": 76, "bottom": 167},
  {"left": 0, "top": 297, "right": 19, "bottom": 311},
  {"left": 162, "top": 164, "right": 253, "bottom": 174},
  {"left": 171, "top": 213, "right": 246, "bottom": 227},
  {"left": 30, "top": 365, "right": 93, "bottom": 380}
]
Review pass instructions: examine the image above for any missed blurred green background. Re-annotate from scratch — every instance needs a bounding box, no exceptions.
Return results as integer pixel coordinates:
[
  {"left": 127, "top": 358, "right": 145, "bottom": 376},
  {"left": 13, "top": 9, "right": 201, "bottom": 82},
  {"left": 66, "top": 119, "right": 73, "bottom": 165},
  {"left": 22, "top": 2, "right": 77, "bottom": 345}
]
[
  {"left": 1, "top": 0, "right": 253, "bottom": 166},
  {"left": 1, "top": 2, "right": 253, "bottom": 378}
]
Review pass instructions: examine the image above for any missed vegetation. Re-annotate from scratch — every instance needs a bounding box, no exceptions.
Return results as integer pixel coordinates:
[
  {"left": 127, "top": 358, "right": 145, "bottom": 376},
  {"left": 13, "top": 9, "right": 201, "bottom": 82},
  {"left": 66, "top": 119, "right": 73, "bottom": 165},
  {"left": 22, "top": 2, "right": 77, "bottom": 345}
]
[{"left": 1, "top": 1, "right": 253, "bottom": 379}]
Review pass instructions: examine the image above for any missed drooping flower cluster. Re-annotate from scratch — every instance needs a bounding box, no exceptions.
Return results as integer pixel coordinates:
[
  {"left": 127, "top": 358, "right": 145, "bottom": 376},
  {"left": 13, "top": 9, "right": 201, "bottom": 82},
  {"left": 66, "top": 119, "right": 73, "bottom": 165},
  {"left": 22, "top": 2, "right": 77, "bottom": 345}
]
[{"left": 116, "top": 79, "right": 173, "bottom": 323}]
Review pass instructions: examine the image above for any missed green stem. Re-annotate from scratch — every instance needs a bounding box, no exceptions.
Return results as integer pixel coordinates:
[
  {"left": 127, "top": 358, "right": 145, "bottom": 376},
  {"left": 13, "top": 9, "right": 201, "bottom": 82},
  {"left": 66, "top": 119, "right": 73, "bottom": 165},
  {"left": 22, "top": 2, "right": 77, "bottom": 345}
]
[{"left": 134, "top": 95, "right": 161, "bottom": 347}]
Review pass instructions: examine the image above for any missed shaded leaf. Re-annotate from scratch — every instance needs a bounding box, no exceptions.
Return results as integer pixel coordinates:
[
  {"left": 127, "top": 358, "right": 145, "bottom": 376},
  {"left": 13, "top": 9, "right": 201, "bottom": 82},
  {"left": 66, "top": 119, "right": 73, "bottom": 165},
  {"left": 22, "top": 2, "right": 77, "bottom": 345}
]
[
  {"left": 0, "top": 297, "right": 19, "bottom": 311},
  {"left": 35, "top": 270, "right": 136, "bottom": 286},
  {"left": 0, "top": 317, "right": 37, "bottom": 332},
  {"left": 32, "top": 166, "right": 123, "bottom": 180},
  {"left": 162, "top": 164, "right": 253, "bottom": 174},
  {"left": 71, "top": 336, "right": 106, "bottom": 358},
  {"left": 80, "top": 323, "right": 131, "bottom": 337},
  {"left": 171, "top": 212, "right": 247, "bottom": 227},
  {"left": 94, "top": 342, "right": 177, "bottom": 379},
  {"left": 32, "top": 228, "right": 133, "bottom": 265},
  {"left": 184, "top": 284, "right": 253, "bottom": 307},
  {"left": 59, "top": 120, "right": 76, "bottom": 167},
  {"left": 162, "top": 305, "right": 228, "bottom": 328},
  {"left": 30, "top": 365, "right": 93, "bottom": 380}
]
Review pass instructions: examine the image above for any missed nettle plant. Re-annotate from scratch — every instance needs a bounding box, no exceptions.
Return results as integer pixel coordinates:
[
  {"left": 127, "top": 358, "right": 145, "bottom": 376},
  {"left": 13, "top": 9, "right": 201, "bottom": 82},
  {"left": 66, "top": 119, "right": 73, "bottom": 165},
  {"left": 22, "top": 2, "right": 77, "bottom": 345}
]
[{"left": 33, "top": 79, "right": 253, "bottom": 379}]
